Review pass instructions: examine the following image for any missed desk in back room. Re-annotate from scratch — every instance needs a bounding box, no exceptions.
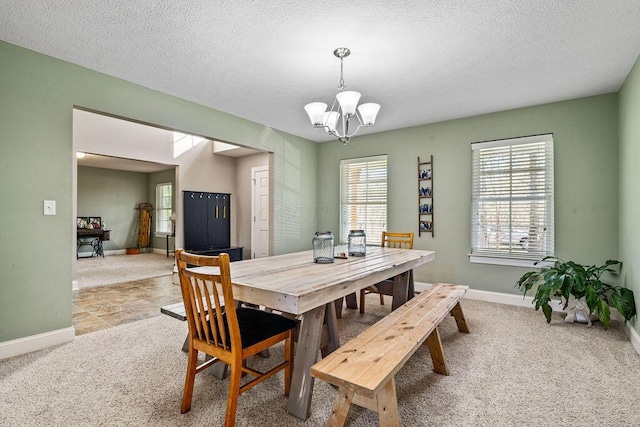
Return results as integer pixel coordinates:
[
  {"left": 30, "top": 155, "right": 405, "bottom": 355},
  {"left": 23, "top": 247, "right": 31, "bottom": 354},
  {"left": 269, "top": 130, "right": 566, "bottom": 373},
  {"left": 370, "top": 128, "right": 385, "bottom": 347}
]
[{"left": 76, "top": 228, "right": 111, "bottom": 258}]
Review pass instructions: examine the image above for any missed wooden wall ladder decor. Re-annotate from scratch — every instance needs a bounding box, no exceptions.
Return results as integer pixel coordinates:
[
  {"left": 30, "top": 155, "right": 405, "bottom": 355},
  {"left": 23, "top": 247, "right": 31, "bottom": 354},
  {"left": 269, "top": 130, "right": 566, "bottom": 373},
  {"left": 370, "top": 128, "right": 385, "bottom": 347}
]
[
  {"left": 418, "top": 155, "right": 434, "bottom": 237},
  {"left": 136, "top": 202, "right": 154, "bottom": 251}
]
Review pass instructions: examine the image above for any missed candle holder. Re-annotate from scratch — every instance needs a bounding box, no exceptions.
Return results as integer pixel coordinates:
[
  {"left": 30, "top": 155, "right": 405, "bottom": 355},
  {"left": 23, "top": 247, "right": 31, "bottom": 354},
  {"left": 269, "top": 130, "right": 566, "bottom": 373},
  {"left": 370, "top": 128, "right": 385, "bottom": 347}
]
[
  {"left": 312, "top": 231, "right": 335, "bottom": 264},
  {"left": 348, "top": 229, "right": 366, "bottom": 257}
]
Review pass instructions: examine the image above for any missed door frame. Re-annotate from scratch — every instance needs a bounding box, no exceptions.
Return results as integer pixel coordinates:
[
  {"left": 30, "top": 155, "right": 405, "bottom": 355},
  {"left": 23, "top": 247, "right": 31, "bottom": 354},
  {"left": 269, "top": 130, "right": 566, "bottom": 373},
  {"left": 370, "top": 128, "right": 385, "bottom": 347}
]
[{"left": 251, "top": 165, "right": 270, "bottom": 258}]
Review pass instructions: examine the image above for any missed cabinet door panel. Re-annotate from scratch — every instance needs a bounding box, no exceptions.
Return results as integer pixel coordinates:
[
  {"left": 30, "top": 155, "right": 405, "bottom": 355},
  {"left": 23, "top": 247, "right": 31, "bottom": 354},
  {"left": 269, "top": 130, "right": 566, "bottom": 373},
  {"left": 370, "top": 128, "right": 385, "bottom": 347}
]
[
  {"left": 206, "top": 193, "right": 218, "bottom": 248},
  {"left": 219, "top": 194, "right": 231, "bottom": 247},
  {"left": 183, "top": 191, "right": 209, "bottom": 250}
]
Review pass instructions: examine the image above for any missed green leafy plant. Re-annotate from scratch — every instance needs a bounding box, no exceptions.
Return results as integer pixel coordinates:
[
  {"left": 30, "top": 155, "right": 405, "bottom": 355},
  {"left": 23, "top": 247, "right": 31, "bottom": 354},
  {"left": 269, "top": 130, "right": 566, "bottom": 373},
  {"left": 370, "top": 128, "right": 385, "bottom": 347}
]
[{"left": 516, "top": 257, "right": 636, "bottom": 329}]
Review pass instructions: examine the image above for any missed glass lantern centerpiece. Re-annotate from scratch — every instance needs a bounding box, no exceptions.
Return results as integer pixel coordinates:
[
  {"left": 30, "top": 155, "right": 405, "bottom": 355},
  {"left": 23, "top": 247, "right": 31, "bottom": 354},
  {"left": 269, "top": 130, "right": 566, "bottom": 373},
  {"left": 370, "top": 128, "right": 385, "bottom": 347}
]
[
  {"left": 348, "top": 229, "right": 366, "bottom": 257},
  {"left": 312, "top": 231, "right": 335, "bottom": 264}
]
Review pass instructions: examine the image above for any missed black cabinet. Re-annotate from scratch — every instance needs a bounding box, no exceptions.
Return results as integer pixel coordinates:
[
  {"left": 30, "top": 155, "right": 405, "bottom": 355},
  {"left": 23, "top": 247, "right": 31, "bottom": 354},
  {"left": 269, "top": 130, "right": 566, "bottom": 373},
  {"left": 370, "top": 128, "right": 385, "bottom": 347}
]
[{"left": 183, "top": 191, "right": 243, "bottom": 261}]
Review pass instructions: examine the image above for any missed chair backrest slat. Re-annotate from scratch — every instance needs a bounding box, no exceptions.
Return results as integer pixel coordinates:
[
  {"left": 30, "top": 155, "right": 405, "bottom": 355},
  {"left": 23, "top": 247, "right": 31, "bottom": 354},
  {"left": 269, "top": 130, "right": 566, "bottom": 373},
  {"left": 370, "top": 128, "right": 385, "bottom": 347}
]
[
  {"left": 211, "top": 282, "right": 226, "bottom": 348},
  {"left": 381, "top": 231, "right": 414, "bottom": 249},
  {"left": 188, "top": 281, "right": 204, "bottom": 341}
]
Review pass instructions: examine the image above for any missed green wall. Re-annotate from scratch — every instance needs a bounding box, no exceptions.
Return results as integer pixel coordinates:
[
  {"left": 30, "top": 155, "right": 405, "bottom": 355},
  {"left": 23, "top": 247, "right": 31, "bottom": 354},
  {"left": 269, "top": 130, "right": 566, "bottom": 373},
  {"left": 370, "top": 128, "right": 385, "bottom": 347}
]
[
  {"left": 0, "top": 41, "right": 318, "bottom": 343},
  {"left": 78, "top": 166, "right": 149, "bottom": 251},
  {"left": 1, "top": 36, "right": 634, "bottom": 346},
  {"left": 317, "top": 94, "right": 619, "bottom": 294},
  {"left": 619, "top": 55, "right": 640, "bottom": 335}
]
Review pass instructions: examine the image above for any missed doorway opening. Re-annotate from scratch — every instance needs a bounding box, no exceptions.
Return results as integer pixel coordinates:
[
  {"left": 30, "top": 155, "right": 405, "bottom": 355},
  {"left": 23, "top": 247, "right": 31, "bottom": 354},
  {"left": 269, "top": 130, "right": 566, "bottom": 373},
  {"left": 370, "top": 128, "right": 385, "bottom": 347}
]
[{"left": 72, "top": 108, "right": 272, "bottom": 334}]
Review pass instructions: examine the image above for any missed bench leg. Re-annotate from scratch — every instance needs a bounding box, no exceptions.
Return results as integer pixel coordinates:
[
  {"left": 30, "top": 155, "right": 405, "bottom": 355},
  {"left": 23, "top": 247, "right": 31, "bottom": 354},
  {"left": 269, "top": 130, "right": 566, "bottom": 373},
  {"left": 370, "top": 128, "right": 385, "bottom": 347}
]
[
  {"left": 424, "top": 327, "right": 449, "bottom": 376},
  {"left": 450, "top": 302, "right": 470, "bottom": 333},
  {"left": 350, "top": 378, "right": 400, "bottom": 427},
  {"left": 376, "top": 378, "right": 400, "bottom": 427},
  {"left": 327, "top": 386, "right": 354, "bottom": 427}
]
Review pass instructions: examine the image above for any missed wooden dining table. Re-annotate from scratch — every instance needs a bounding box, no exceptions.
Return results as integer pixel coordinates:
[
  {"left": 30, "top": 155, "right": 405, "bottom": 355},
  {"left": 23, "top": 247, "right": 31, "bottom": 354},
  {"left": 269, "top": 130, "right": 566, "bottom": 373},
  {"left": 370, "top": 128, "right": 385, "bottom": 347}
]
[{"left": 191, "top": 245, "right": 435, "bottom": 420}]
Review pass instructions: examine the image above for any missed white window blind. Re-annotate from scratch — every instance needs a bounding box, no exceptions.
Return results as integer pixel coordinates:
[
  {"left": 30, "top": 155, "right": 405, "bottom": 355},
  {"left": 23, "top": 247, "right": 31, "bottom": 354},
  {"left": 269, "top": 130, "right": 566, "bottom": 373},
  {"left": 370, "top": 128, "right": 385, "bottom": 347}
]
[
  {"left": 155, "top": 182, "right": 173, "bottom": 235},
  {"left": 340, "top": 155, "right": 387, "bottom": 245},
  {"left": 471, "top": 134, "right": 554, "bottom": 261}
]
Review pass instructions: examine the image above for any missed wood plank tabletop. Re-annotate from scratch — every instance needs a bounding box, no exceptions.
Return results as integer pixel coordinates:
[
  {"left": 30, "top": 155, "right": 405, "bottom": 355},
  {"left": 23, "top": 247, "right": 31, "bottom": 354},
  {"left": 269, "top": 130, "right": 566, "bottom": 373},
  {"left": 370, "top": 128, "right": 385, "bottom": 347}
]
[{"left": 191, "top": 246, "right": 435, "bottom": 315}]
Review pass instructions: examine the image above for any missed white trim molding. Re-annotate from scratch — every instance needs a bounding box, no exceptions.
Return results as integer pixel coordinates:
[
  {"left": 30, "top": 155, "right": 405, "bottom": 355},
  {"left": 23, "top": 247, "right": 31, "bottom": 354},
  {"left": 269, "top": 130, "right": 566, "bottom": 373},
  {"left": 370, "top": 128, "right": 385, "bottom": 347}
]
[
  {"left": 78, "top": 249, "right": 127, "bottom": 258},
  {"left": 415, "top": 281, "right": 638, "bottom": 356},
  {"left": 0, "top": 327, "right": 75, "bottom": 359},
  {"left": 622, "top": 321, "right": 640, "bottom": 356},
  {"left": 415, "top": 281, "right": 562, "bottom": 311}
]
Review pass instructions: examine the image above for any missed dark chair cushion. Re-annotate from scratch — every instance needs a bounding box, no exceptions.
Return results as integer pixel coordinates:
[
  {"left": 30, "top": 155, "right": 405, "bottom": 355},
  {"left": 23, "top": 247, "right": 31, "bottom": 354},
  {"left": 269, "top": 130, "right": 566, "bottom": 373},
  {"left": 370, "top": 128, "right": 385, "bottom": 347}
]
[
  {"left": 208, "top": 308, "right": 297, "bottom": 350},
  {"left": 235, "top": 308, "right": 297, "bottom": 348}
]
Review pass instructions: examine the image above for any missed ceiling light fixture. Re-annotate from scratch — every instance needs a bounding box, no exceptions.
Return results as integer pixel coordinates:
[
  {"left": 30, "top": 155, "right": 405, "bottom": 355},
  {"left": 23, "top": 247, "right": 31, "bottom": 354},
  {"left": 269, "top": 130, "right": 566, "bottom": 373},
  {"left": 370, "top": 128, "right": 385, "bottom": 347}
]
[{"left": 304, "top": 48, "right": 380, "bottom": 144}]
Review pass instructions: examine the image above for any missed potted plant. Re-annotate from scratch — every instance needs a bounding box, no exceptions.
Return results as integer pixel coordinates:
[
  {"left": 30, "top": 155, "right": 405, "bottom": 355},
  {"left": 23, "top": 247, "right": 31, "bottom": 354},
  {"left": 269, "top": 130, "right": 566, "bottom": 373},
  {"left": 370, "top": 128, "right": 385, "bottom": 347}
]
[{"left": 516, "top": 257, "right": 636, "bottom": 329}]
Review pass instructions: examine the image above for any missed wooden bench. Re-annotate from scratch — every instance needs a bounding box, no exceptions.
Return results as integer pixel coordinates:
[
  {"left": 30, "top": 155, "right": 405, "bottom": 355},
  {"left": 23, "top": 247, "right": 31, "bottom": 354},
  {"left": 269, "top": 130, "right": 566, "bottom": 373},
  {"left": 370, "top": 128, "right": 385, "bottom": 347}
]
[{"left": 310, "top": 283, "right": 469, "bottom": 427}]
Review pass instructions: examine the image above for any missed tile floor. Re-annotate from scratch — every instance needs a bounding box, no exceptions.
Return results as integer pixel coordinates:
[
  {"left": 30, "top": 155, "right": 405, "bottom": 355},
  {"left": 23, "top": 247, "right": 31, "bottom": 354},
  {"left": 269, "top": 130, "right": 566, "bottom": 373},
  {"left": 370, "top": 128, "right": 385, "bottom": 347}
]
[{"left": 72, "top": 275, "right": 183, "bottom": 335}]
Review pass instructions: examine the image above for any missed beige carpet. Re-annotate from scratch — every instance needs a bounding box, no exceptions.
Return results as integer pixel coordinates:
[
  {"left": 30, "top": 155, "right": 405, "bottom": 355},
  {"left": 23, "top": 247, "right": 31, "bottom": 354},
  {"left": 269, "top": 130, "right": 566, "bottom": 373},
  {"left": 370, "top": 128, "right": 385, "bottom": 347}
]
[
  {"left": 1, "top": 298, "right": 639, "bottom": 426},
  {"left": 76, "top": 253, "right": 176, "bottom": 289}
]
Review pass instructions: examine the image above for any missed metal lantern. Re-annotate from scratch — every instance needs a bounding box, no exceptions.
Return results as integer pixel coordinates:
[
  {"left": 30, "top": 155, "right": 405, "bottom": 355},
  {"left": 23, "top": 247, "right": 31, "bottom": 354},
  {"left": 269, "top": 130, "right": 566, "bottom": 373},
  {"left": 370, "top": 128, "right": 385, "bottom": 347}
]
[
  {"left": 312, "top": 231, "right": 335, "bottom": 264},
  {"left": 348, "top": 229, "right": 366, "bottom": 257}
]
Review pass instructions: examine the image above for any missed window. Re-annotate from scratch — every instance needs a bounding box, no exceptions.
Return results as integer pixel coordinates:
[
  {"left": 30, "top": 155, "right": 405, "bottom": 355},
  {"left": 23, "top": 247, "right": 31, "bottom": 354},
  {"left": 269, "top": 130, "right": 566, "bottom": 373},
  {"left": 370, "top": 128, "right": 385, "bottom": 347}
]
[
  {"left": 173, "top": 132, "right": 206, "bottom": 157},
  {"left": 340, "top": 155, "right": 387, "bottom": 245},
  {"left": 470, "top": 134, "right": 554, "bottom": 267},
  {"left": 156, "top": 182, "right": 173, "bottom": 235}
]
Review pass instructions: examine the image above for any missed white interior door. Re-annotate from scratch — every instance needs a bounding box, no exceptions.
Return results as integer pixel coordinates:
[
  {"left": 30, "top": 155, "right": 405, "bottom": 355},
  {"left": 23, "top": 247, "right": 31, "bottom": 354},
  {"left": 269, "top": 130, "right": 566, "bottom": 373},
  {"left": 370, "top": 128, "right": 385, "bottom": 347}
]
[{"left": 251, "top": 166, "right": 269, "bottom": 258}]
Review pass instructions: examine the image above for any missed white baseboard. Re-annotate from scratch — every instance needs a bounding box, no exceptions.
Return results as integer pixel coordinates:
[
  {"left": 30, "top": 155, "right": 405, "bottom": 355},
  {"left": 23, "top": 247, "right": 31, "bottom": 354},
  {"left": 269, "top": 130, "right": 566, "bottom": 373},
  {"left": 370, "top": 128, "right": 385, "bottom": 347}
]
[
  {"left": 622, "top": 321, "right": 640, "bottom": 355},
  {"left": 78, "top": 249, "right": 127, "bottom": 257},
  {"left": 105, "top": 249, "right": 127, "bottom": 256},
  {"left": 417, "top": 282, "right": 553, "bottom": 307},
  {"left": 72, "top": 280, "right": 79, "bottom": 291},
  {"left": 0, "top": 327, "right": 75, "bottom": 359},
  {"left": 463, "top": 288, "right": 565, "bottom": 312},
  {"left": 80, "top": 249, "right": 173, "bottom": 256},
  {"left": 8, "top": 282, "right": 638, "bottom": 359},
  {"left": 417, "top": 281, "right": 587, "bottom": 313},
  {"left": 415, "top": 281, "right": 636, "bottom": 354}
]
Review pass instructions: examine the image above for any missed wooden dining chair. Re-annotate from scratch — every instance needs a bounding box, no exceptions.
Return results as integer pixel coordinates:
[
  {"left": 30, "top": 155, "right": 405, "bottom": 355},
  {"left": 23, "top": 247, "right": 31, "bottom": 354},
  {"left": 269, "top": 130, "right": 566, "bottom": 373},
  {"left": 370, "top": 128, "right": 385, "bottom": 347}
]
[
  {"left": 359, "top": 231, "right": 414, "bottom": 313},
  {"left": 176, "top": 249, "right": 296, "bottom": 426}
]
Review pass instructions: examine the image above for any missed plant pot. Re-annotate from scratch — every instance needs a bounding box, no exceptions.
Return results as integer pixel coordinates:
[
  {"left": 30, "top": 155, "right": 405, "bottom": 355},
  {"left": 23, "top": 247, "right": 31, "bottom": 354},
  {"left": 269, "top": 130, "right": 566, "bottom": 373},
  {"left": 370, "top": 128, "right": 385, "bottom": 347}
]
[
  {"left": 564, "top": 296, "right": 597, "bottom": 327},
  {"left": 126, "top": 247, "right": 141, "bottom": 255}
]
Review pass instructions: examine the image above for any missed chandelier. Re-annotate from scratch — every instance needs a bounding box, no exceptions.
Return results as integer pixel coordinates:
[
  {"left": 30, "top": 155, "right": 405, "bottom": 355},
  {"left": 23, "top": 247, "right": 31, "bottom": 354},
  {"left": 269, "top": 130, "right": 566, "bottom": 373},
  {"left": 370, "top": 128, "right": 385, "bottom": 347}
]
[{"left": 304, "top": 48, "right": 381, "bottom": 144}]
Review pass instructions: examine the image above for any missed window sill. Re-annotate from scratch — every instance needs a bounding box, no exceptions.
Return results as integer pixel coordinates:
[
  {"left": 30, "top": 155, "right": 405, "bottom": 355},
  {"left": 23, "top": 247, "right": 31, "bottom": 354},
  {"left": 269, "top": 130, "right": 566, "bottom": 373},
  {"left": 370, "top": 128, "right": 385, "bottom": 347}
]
[{"left": 469, "top": 254, "right": 554, "bottom": 268}]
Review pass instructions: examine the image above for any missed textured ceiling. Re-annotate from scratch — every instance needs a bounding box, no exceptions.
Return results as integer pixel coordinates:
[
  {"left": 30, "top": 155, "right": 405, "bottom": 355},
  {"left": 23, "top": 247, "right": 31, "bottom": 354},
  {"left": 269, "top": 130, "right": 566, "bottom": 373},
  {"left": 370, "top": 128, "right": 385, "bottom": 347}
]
[{"left": 2, "top": 1, "right": 639, "bottom": 143}]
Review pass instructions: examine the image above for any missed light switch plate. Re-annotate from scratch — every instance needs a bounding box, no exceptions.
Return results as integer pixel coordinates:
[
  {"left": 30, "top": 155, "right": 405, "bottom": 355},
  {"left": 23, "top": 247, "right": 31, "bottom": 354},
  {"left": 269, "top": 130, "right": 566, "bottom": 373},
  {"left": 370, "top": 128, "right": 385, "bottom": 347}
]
[{"left": 44, "top": 200, "right": 56, "bottom": 215}]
